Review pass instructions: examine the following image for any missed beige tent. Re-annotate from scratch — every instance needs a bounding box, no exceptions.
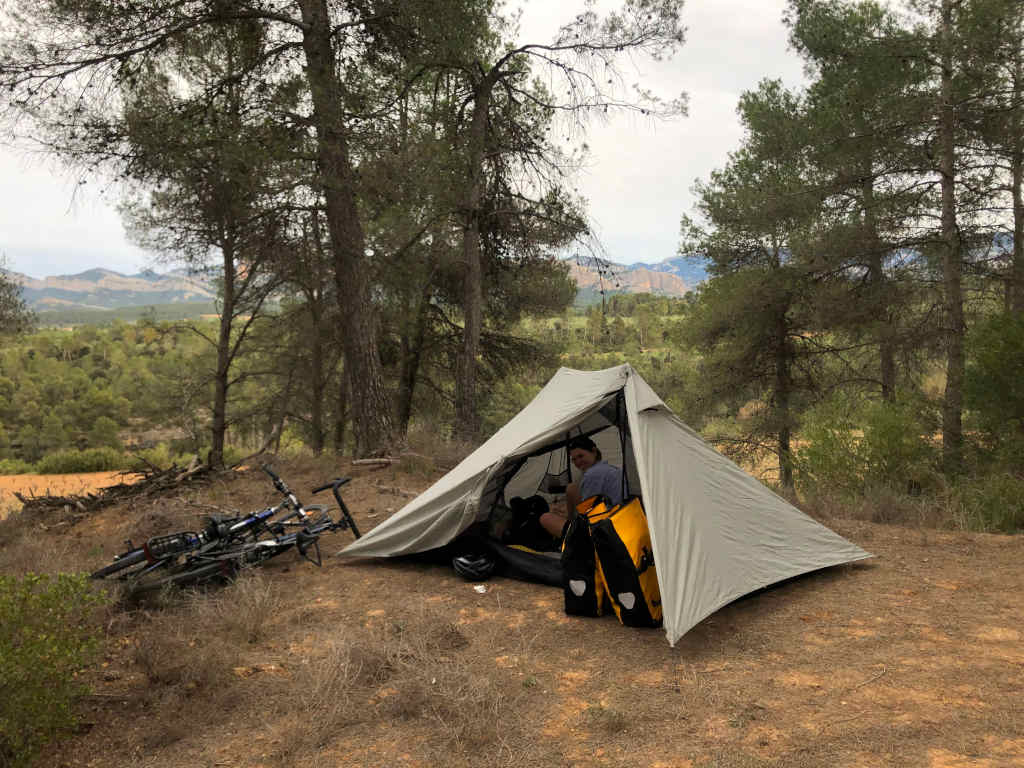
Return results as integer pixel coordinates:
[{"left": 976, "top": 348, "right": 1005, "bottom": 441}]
[{"left": 340, "top": 364, "right": 871, "bottom": 645}]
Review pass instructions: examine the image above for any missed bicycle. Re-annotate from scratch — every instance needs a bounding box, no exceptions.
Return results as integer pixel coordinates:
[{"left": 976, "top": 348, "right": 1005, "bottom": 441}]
[
  {"left": 89, "top": 465, "right": 316, "bottom": 580},
  {"left": 90, "top": 468, "right": 361, "bottom": 596}
]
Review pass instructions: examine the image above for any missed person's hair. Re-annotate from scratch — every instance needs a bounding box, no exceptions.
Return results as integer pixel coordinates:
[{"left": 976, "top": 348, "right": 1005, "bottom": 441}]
[{"left": 568, "top": 435, "right": 602, "bottom": 461}]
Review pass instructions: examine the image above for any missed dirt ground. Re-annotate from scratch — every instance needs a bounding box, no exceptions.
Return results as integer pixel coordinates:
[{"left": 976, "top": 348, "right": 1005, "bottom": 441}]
[
  {"left": 3, "top": 458, "right": 1023, "bottom": 768},
  {"left": 0, "top": 471, "right": 138, "bottom": 517}
]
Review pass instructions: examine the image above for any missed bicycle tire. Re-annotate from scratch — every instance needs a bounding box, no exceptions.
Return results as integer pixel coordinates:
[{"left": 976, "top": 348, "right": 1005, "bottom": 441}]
[
  {"left": 126, "top": 559, "right": 236, "bottom": 596},
  {"left": 90, "top": 548, "right": 147, "bottom": 579},
  {"left": 224, "top": 539, "right": 295, "bottom": 567}
]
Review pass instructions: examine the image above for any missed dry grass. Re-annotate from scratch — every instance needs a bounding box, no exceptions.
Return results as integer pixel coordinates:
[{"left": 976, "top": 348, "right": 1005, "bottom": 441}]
[
  {"left": 6, "top": 459, "right": 1024, "bottom": 768},
  {"left": 192, "top": 568, "right": 285, "bottom": 644},
  {"left": 254, "top": 599, "right": 544, "bottom": 767},
  {"left": 0, "top": 508, "right": 94, "bottom": 575},
  {"left": 404, "top": 425, "right": 476, "bottom": 471},
  {"left": 261, "top": 640, "right": 371, "bottom": 766},
  {"left": 123, "top": 593, "right": 249, "bottom": 753},
  {"left": 799, "top": 486, "right": 955, "bottom": 531}
]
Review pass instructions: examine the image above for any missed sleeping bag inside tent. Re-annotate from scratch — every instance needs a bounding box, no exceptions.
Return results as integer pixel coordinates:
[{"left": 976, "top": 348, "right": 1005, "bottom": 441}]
[{"left": 339, "top": 364, "right": 872, "bottom": 646}]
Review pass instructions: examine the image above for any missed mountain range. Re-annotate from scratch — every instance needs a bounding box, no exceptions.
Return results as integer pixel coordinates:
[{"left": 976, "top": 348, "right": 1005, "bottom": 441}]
[
  {"left": 9, "top": 268, "right": 216, "bottom": 310},
  {"left": 7, "top": 256, "right": 706, "bottom": 312},
  {"left": 568, "top": 254, "right": 704, "bottom": 303}
]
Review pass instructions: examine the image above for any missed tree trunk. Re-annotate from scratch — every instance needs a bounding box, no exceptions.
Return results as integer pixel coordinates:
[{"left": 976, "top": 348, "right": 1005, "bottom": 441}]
[
  {"left": 774, "top": 303, "right": 794, "bottom": 490},
  {"left": 308, "top": 297, "right": 326, "bottom": 455},
  {"left": 455, "top": 74, "right": 498, "bottom": 442},
  {"left": 1011, "top": 40, "right": 1024, "bottom": 314},
  {"left": 209, "top": 235, "right": 236, "bottom": 470},
  {"left": 296, "top": 0, "right": 394, "bottom": 457},
  {"left": 1012, "top": 146, "right": 1024, "bottom": 313},
  {"left": 861, "top": 174, "right": 897, "bottom": 400},
  {"left": 938, "top": 0, "right": 965, "bottom": 475},
  {"left": 1006, "top": 19, "right": 1024, "bottom": 314},
  {"left": 396, "top": 287, "right": 431, "bottom": 437},
  {"left": 334, "top": 373, "right": 348, "bottom": 455}
]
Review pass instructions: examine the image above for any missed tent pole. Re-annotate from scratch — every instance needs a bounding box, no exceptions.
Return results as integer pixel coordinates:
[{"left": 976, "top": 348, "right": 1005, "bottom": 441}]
[{"left": 617, "top": 390, "right": 629, "bottom": 500}]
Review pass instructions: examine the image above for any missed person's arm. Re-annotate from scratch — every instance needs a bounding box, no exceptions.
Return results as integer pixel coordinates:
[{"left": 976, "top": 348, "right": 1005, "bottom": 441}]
[{"left": 565, "top": 482, "right": 582, "bottom": 518}]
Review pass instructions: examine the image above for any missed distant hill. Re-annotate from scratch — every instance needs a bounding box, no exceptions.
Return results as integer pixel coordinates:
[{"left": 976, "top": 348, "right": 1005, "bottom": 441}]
[
  {"left": 627, "top": 254, "right": 708, "bottom": 287},
  {"left": 6, "top": 267, "right": 216, "bottom": 310},
  {"left": 5, "top": 254, "right": 709, "bottom": 315},
  {"left": 568, "top": 254, "right": 705, "bottom": 305},
  {"left": 35, "top": 302, "right": 219, "bottom": 326}
]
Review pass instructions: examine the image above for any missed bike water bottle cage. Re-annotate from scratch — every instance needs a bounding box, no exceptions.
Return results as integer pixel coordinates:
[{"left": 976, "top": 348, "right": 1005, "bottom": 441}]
[{"left": 144, "top": 532, "right": 201, "bottom": 561}]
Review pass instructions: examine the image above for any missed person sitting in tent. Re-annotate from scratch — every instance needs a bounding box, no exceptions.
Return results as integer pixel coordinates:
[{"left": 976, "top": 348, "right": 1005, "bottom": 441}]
[{"left": 539, "top": 435, "right": 624, "bottom": 538}]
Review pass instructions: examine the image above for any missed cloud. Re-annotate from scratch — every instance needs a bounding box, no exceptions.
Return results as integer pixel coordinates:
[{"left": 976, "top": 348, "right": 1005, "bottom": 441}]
[
  {"left": 544, "top": 0, "right": 806, "bottom": 263},
  {"left": 0, "top": 151, "right": 152, "bottom": 278}
]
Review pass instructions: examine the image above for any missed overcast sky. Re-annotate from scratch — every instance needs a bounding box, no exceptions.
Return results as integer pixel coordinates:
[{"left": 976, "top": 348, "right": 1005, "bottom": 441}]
[{"left": 0, "top": 0, "right": 806, "bottom": 280}]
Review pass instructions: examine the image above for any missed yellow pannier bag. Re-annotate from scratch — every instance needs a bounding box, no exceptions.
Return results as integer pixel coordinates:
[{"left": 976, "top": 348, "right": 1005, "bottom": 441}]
[
  {"left": 590, "top": 497, "right": 662, "bottom": 628},
  {"left": 575, "top": 495, "right": 604, "bottom": 516}
]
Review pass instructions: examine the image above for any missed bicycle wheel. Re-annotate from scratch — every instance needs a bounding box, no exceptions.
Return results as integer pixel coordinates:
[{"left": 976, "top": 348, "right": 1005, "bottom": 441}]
[
  {"left": 125, "top": 558, "right": 238, "bottom": 596},
  {"left": 90, "top": 548, "right": 147, "bottom": 579}
]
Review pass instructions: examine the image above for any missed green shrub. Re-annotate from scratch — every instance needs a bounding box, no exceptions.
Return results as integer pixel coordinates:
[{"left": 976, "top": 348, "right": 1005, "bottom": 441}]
[
  {"left": 222, "top": 444, "right": 247, "bottom": 468},
  {"left": 966, "top": 312, "right": 1024, "bottom": 448},
  {"left": 0, "top": 459, "right": 35, "bottom": 476},
  {"left": 858, "top": 398, "right": 938, "bottom": 491},
  {"left": 130, "top": 442, "right": 196, "bottom": 471},
  {"left": 794, "top": 395, "right": 861, "bottom": 496},
  {"left": 34, "top": 448, "right": 130, "bottom": 475},
  {"left": 952, "top": 473, "right": 1024, "bottom": 534},
  {"left": 0, "top": 573, "right": 105, "bottom": 767},
  {"left": 87, "top": 416, "right": 122, "bottom": 450},
  {"left": 796, "top": 394, "right": 937, "bottom": 497}
]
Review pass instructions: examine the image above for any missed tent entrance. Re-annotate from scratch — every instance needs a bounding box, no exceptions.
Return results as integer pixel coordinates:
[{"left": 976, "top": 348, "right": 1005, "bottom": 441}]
[
  {"left": 478, "top": 391, "right": 640, "bottom": 527},
  {"left": 469, "top": 392, "right": 642, "bottom": 586}
]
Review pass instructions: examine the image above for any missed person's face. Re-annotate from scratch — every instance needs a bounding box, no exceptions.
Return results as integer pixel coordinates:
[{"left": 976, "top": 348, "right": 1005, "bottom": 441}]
[{"left": 570, "top": 447, "right": 597, "bottom": 472}]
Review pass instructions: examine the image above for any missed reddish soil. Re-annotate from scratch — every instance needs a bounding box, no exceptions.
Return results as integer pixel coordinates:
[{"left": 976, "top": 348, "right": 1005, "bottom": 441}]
[
  {"left": 3, "top": 457, "right": 1022, "bottom": 768},
  {"left": 0, "top": 471, "right": 139, "bottom": 516}
]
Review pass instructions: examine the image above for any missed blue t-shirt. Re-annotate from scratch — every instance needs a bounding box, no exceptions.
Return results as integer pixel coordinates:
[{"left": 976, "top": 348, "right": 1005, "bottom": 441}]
[{"left": 579, "top": 461, "right": 625, "bottom": 506}]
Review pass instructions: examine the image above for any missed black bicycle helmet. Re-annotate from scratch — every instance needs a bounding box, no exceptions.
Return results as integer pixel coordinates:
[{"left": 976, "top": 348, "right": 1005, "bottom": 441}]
[{"left": 452, "top": 552, "right": 497, "bottom": 582}]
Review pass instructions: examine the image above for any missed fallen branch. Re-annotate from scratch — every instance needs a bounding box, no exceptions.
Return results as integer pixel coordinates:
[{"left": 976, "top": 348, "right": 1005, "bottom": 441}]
[
  {"left": 370, "top": 482, "right": 417, "bottom": 498},
  {"left": 13, "top": 460, "right": 220, "bottom": 518},
  {"left": 230, "top": 426, "right": 280, "bottom": 470},
  {"left": 398, "top": 451, "right": 431, "bottom": 461},
  {"left": 849, "top": 665, "right": 887, "bottom": 691},
  {"left": 352, "top": 458, "right": 396, "bottom": 466},
  {"left": 825, "top": 711, "right": 866, "bottom": 727}
]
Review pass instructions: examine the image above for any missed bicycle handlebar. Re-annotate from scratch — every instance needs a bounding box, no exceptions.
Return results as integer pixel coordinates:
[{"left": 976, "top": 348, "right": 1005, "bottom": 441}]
[
  {"left": 310, "top": 477, "right": 359, "bottom": 539},
  {"left": 311, "top": 477, "right": 351, "bottom": 494}
]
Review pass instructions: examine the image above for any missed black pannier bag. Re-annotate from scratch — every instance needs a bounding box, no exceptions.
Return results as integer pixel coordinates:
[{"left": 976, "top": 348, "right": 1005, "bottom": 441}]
[
  {"left": 560, "top": 514, "right": 604, "bottom": 616},
  {"left": 560, "top": 496, "right": 612, "bottom": 617}
]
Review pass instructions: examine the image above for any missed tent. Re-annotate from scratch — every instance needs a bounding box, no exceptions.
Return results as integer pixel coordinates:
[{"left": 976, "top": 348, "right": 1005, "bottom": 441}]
[{"left": 340, "top": 364, "right": 871, "bottom": 645}]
